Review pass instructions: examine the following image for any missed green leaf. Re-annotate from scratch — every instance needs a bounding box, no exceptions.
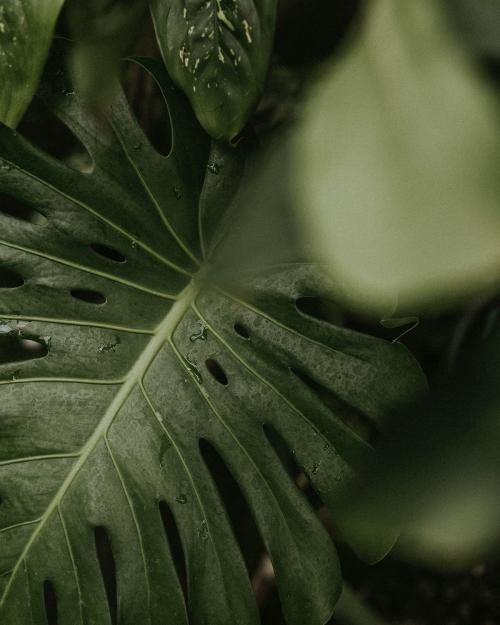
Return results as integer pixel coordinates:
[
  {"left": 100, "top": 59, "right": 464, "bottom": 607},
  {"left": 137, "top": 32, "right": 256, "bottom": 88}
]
[
  {"left": 335, "top": 329, "right": 500, "bottom": 567},
  {"left": 0, "top": 55, "right": 425, "bottom": 625},
  {"left": 0, "top": 0, "right": 64, "bottom": 128},
  {"left": 292, "top": 0, "right": 500, "bottom": 315},
  {"left": 150, "top": 0, "right": 277, "bottom": 141}
]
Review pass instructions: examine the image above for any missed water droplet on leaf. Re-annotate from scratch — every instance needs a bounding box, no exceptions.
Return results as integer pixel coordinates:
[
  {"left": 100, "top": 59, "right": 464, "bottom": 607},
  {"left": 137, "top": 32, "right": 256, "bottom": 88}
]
[
  {"left": 190, "top": 320, "right": 208, "bottom": 342},
  {"left": 97, "top": 336, "right": 121, "bottom": 353},
  {"left": 184, "top": 354, "right": 203, "bottom": 383},
  {"left": 198, "top": 519, "right": 209, "bottom": 540}
]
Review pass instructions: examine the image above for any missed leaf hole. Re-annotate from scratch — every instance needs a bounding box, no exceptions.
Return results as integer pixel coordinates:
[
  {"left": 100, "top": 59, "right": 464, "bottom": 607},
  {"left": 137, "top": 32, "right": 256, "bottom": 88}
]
[
  {"left": 0, "top": 267, "right": 24, "bottom": 289},
  {"left": 0, "top": 336, "right": 48, "bottom": 365},
  {"left": 94, "top": 526, "right": 117, "bottom": 625},
  {"left": 295, "top": 296, "right": 343, "bottom": 326},
  {"left": 70, "top": 289, "right": 106, "bottom": 305},
  {"left": 90, "top": 243, "right": 127, "bottom": 264},
  {"left": 234, "top": 323, "right": 251, "bottom": 340},
  {"left": 18, "top": 98, "right": 93, "bottom": 173},
  {"left": 290, "top": 368, "right": 378, "bottom": 444},
  {"left": 205, "top": 359, "right": 228, "bottom": 386},
  {"left": 263, "top": 424, "right": 322, "bottom": 510},
  {"left": 43, "top": 580, "right": 59, "bottom": 625},
  {"left": 260, "top": 581, "right": 286, "bottom": 625},
  {"left": 199, "top": 439, "right": 266, "bottom": 579},
  {"left": 159, "top": 501, "right": 188, "bottom": 602},
  {"left": 20, "top": 338, "right": 49, "bottom": 355},
  {"left": 122, "top": 60, "right": 173, "bottom": 156},
  {"left": 0, "top": 194, "right": 48, "bottom": 225}
]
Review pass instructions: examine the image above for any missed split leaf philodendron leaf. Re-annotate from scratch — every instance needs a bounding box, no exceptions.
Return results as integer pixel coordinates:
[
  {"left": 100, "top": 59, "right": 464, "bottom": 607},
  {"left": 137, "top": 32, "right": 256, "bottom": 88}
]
[
  {"left": 292, "top": 0, "right": 500, "bottom": 315},
  {"left": 150, "top": 0, "right": 277, "bottom": 141},
  {"left": 0, "top": 55, "right": 425, "bottom": 625},
  {"left": 0, "top": 0, "right": 64, "bottom": 128}
]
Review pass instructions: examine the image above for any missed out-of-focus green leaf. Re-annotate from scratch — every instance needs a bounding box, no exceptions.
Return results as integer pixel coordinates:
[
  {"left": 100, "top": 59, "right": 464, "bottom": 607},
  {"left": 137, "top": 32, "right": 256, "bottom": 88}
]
[
  {"left": 335, "top": 584, "right": 388, "bottom": 625},
  {"left": 292, "top": 0, "right": 500, "bottom": 315},
  {"left": 336, "top": 327, "right": 500, "bottom": 567},
  {"left": 0, "top": 0, "right": 64, "bottom": 127},
  {"left": 66, "top": 0, "right": 148, "bottom": 110},
  {"left": 150, "top": 0, "right": 277, "bottom": 141}
]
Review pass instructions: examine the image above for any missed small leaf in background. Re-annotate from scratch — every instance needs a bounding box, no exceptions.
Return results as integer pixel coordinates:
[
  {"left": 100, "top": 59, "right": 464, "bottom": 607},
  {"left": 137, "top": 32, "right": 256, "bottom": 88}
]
[
  {"left": 292, "top": 0, "right": 500, "bottom": 315},
  {"left": 0, "top": 0, "right": 64, "bottom": 127},
  {"left": 66, "top": 0, "right": 149, "bottom": 111},
  {"left": 150, "top": 0, "right": 277, "bottom": 141}
]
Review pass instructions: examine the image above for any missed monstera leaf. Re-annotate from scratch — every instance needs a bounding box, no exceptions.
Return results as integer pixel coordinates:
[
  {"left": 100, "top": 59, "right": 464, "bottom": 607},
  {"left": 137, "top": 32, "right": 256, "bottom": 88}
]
[
  {"left": 150, "top": 0, "right": 277, "bottom": 141},
  {"left": 0, "top": 56, "right": 425, "bottom": 625}
]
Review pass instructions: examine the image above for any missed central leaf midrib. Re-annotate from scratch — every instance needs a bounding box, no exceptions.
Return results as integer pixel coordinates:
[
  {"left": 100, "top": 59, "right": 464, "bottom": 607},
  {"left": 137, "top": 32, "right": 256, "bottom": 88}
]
[{"left": 0, "top": 277, "right": 202, "bottom": 608}]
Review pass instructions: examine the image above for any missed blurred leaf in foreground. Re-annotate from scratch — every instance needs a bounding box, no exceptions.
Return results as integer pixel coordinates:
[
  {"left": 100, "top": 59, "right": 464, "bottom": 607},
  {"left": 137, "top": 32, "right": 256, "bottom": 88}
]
[
  {"left": 0, "top": 0, "right": 64, "bottom": 127},
  {"left": 66, "top": 0, "right": 148, "bottom": 110},
  {"left": 212, "top": 140, "right": 395, "bottom": 318},
  {"left": 292, "top": 0, "right": 500, "bottom": 315},
  {"left": 336, "top": 325, "right": 500, "bottom": 567},
  {"left": 211, "top": 141, "right": 302, "bottom": 273}
]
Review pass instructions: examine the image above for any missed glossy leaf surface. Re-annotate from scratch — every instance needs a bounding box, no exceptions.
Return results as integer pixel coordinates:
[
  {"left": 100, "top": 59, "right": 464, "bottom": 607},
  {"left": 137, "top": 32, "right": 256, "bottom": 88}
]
[
  {"left": 150, "top": 0, "right": 277, "bottom": 141},
  {"left": 0, "top": 0, "right": 64, "bottom": 127},
  {"left": 0, "top": 56, "right": 425, "bottom": 625}
]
